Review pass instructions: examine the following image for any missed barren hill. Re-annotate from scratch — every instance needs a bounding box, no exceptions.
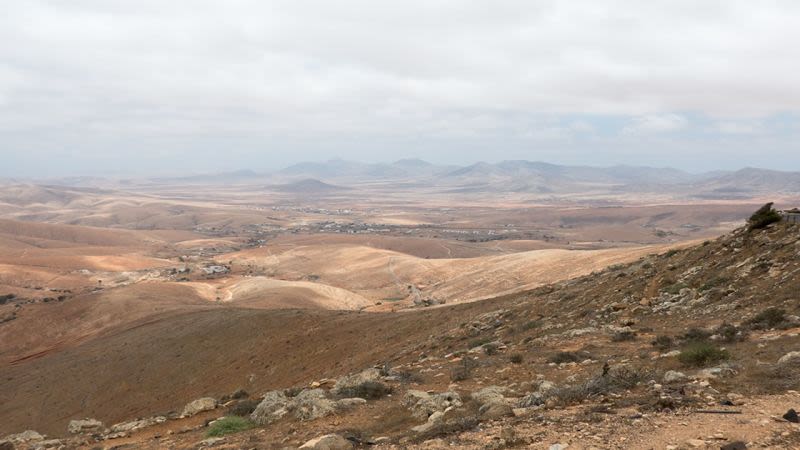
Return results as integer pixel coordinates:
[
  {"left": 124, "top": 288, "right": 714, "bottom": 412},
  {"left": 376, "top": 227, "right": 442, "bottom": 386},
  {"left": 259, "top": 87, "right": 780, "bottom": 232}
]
[{"left": 2, "top": 220, "right": 799, "bottom": 449}]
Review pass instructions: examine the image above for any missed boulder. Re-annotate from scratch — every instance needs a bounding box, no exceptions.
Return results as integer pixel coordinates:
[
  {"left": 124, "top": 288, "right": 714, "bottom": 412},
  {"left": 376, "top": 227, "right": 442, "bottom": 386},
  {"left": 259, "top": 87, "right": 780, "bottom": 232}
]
[
  {"left": 411, "top": 410, "right": 444, "bottom": 433},
  {"left": 181, "top": 397, "right": 217, "bottom": 417},
  {"left": 778, "top": 351, "right": 800, "bottom": 365},
  {"left": 2, "top": 430, "right": 44, "bottom": 443},
  {"left": 663, "top": 370, "right": 687, "bottom": 383},
  {"left": 783, "top": 408, "right": 799, "bottom": 423},
  {"left": 470, "top": 386, "right": 508, "bottom": 406},
  {"left": 299, "top": 434, "right": 353, "bottom": 450},
  {"left": 402, "top": 390, "right": 462, "bottom": 420},
  {"left": 109, "top": 416, "right": 166, "bottom": 433},
  {"left": 67, "top": 418, "right": 103, "bottom": 434},
  {"left": 479, "top": 402, "right": 514, "bottom": 420},
  {"left": 291, "top": 389, "right": 338, "bottom": 421},
  {"left": 250, "top": 390, "right": 290, "bottom": 425},
  {"left": 331, "top": 368, "right": 389, "bottom": 399}
]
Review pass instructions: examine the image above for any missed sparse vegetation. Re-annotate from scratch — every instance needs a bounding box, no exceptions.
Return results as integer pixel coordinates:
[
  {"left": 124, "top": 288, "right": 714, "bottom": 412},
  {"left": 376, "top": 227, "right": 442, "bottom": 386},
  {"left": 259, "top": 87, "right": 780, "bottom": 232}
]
[
  {"left": 226, "top": 399, "right": 259, "bottom": 417},
  {"left": 336, "top": 381, "right": 391, "bottom": 400},
  {"left": 548, "top": 351, "right": 583, "bottom": 364},
  {"left": 450, "top": 358, "right": 475, "bottom": 382},
  {"left": 746, "top": 307, "right": 788, "bottom": 330},
  {"left": 748, "top": 202, "right": 782, "bottom": 230},
  {"left": 651, "top": 335, "right": 673, "bottom": 350},
  {"left": 509, "top": 353, "right": 523, "bottom": 364},
  {"left": 677, "top": 342, "right": 730, "bottom": 367},
  {"left": 549, "top": 365, "right": 649, "bottom": 405},
  {"left": 714, "top": 322, "right": 747, "bottom": 342},
  {"left": 611, "top": 330, "right": 636, "bottom": 342},
  {"left": 206, "top": 416, "right": 254, "bottom": 437},
  {"left": 682, "top": 327, "right": 712, "bottom": 343}
]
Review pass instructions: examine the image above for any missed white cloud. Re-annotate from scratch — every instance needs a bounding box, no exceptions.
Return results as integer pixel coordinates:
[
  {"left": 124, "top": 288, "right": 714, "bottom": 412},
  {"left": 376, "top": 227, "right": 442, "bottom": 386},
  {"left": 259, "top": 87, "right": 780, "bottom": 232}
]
[
  {"left": 1, "top": 1, "right": 799, "bottom": 174},
  {"left": 622, "top": 114, "right": 688, "bottom": 135}
]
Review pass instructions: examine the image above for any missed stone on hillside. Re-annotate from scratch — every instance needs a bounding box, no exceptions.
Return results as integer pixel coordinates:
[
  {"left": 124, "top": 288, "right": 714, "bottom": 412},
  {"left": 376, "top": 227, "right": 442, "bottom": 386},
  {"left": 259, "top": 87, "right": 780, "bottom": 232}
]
[
  {"left": 335, "top": 397, "right": 367, "bottom": 410},
  {"left": 299, "top": 434, "right": 354, "bottom": 450},
  {"left": 332, "top": 368, "right": 390, "bottom": 399},
  {"left": 470, "top": 386, "right": 508, "bottom": 406},
  {"left": 250, "top": 390, "right": 290, "bottom": 425},
  {"left": 411, "top": 411, "right": 444, "bottom": 433},
  {"left": 181, "top": 397, "right": 217, "bottom": 417},
  {"left": 67, "top": 418, "right": 103, "bottom": 434},
  {"left": 3, "top": 430, "right": 44, "bottom": 443},
  {"left": 778, "top": 351, "right": 800, "bottom": 365},
  {"left": 783, "top": 408, "right": 799, "bottom": 423},
  {"left": 479, "top": 401, "right": 514, "bottom": 420},
  {"left": 663, "top": 370, "right": 687, "bottom": 383},
  {"left": 292, "top": 389, "right": 338, "bottom": 421},
  {"left": 109, "top": 416, "right": 167, "bottom": 433},
  {"left": 720, "top": 442, "right": 747, "bottom": 450},
  {"left": 402, "top": 390, "right": 462, "bottom": 420}
]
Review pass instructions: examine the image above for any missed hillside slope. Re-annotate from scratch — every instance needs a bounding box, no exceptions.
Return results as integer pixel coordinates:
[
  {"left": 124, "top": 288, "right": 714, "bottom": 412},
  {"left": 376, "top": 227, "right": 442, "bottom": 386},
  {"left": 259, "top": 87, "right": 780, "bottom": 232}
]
[{"left": 2, "top": 222, "right": 799, "bottom": 448}]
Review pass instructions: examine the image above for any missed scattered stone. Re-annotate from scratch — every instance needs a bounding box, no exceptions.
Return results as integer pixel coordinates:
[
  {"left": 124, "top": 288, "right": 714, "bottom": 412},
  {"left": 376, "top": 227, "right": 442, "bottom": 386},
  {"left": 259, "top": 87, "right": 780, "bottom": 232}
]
[
  {"left": 299, "top": 434, "right": 354, "bottom": 450},
  {"left": 292, "top": 388, "right": 338, "bottom": 421},
  {"left": 402, "top": 390, "right": 462, "bottom": 420},
  {"left": 199, "top": 437, "right": 225, "bottom": 447},
  {"left": 250, "top": 390, "right": 290, "bottom": 425},
  {"left": 783, "top": 408, "right": 799, "bottom": 423},
  {"left": 663, "top": 370, "right": 687, "bottom": 383},
  {"left": 109, "top": 416, "right": 167, "bottom": 433},
  {"left": 181, "top": 397, "right": 217, "bottom": 417},
  {"left": 686, "top": 438, "right": 706, "bottom": 448},
  {"left": 720, "top": 442, "right": 747, "bottom": 450},
  {"left": 332, "top": 368, "right": 388, "bottom": 399},
  {"left": 2, "top": 430, "right": 44, "bottom": 443},
  {"left": 67, "top": 418, "right": 103, "bottom": 434},
  {"left": 549, "top": 444, "right": 568, "bottom": 450},
  {"left": 479, "top": 401, "right": 514, "bottom": 420},
  {"left": 778, "top": 351, "right": 800, "bottom": 365}
]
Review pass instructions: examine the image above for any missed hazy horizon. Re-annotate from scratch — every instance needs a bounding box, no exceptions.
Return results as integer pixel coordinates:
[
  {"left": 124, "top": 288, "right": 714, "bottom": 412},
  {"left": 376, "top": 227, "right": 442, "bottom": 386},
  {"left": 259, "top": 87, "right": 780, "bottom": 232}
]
[{"left": 3, "top": 1, "right": 800, "bottom": 177}]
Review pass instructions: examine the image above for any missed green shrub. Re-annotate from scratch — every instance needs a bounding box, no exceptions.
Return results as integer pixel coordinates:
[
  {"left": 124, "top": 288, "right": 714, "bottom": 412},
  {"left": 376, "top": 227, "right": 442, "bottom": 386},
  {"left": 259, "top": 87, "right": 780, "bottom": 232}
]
[
  {"left": 678, "top": 342, "right": 730, "bottom": 367},
  {"left": 651, "top": 335, "right": 673, "bottom": 350},
  {"left": 226, "top": 399, "right": 259, "bottom": 417},
  {"left": 548, "top": 351, "right": 583, "bottom": 364},
  {"left": 715, "top": 322, "right": 747, "bottom": 343},
  {"left": 682, "top": 327, "right": 712, "bottom": 343},
  {"left": 746, "top": 307, "right": 787, "bottom": 330},
  {"left": 206, "top": 416, "right": 254, "bottom": 437},
  {"left": 748, "top": 202, "right": 781, "bottom": 230},
  {"left": 611, "top": 331, "right": 637, "bottom": 342},
  {"left": 336, "top": 381, "right": 391, "bottom": 400}
]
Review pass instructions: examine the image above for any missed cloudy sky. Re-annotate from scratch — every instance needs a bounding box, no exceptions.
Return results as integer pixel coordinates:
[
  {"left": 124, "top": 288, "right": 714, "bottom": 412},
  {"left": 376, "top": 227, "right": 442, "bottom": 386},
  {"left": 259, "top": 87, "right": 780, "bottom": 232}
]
[{"left": 2, "top": 1, "right": 800, "bottom": 176}]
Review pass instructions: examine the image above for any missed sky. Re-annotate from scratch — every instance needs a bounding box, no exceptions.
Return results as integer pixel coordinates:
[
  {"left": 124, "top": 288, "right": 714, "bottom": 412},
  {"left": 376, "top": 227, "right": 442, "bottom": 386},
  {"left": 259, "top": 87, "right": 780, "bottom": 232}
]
[{"left": 2, "top": 1, "right": 800, "bottom": 177}]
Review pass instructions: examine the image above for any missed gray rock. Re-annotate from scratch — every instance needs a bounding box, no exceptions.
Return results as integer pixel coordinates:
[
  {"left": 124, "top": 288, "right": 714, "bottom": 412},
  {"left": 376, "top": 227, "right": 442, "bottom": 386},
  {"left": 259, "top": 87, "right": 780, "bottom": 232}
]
[
  {"left": 250, "top": 390, "right": 290, "bottom": 425},
  {"left": 181, "top": 397, "right": 217, "bottom": 417},
  {"left": 67, "top": 418, "right": 103, "bottom": 434},
  {"left": 479, "top": 402, "right": 514, "bottom": 420},
  {"left": 331, "top": 368, "right": 381, "bottom": 396},
  {"left": 411, "top": 411, "right": 444, "bottom": 433},
  {"left": 2, "top": 430, "right": 44, "bottom": 443},
  {"left": 402, "top": 390, "right": 462, "bottom": 420},
  {"left": 663, "top": 370, "right": 687, "bottom": 383},
  {"left": 299, "top": 434, "right": 354, "bottom": 450},
  {"left": 292, "top": 389, "right": 338, "bottom": 421},
  {"left": 470, "top": 386, "right": 508, "bottom": 406},
  {"left": 109, "top": 416, "right": 166, "bottom": 433},
  {"left": 778, "top": 351, "right": 800, "bottom": 365}
]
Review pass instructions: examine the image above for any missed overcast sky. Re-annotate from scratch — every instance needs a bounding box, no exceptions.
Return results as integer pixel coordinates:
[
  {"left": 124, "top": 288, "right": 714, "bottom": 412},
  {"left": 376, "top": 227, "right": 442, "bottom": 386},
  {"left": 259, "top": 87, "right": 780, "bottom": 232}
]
[{"left": 2, "top": 1, "right": 800, "bottom": 177}]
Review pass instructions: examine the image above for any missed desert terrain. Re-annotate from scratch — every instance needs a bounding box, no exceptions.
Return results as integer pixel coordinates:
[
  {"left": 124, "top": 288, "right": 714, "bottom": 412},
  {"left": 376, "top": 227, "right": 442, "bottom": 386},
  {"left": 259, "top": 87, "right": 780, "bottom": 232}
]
[{"left": 0, "top": 161, "right": 799, "bottom": 449}]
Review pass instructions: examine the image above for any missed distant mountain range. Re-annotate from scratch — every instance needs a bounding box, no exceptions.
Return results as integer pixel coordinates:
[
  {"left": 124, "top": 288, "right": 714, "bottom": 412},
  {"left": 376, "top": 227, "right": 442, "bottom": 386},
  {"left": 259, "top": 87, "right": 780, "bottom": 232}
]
[{"left": 9, "top": 159, "right": 800, "bottom": 199}]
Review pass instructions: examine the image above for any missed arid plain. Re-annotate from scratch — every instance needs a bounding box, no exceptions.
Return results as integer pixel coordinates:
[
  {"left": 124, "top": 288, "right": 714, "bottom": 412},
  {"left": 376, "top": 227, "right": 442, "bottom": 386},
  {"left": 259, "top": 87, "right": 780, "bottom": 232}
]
[{"left": 1, "top": 162, "right": 799, "bottom": 448}]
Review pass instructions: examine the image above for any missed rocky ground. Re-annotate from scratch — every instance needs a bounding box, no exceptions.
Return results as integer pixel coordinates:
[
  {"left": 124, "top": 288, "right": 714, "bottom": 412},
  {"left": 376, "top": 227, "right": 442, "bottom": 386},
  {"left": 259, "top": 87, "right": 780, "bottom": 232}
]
[{"left": 3, "top": 221, "right": 800, "bottom": 449}]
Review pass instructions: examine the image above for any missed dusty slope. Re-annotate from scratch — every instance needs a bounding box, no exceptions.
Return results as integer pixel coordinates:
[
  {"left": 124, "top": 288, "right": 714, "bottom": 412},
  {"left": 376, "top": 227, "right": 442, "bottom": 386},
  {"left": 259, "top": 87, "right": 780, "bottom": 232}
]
[
  {"left": 3, "top": 222, "right": 799, "bottom": 445},
  {"left": 227, "top": 242, "right": 682, "bottom": 305}
]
